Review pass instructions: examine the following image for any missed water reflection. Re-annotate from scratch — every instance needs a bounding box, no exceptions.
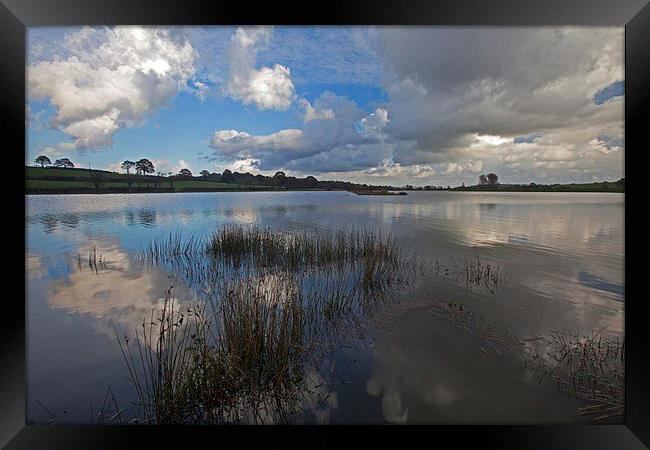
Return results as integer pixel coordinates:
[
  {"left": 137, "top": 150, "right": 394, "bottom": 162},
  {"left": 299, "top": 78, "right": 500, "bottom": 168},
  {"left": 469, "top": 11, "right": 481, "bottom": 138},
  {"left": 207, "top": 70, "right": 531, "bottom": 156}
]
[
  {"left": 25, "top": 191, "right": 624, "bottom": 424},
  {"left": 578, "top": 271, "right": 624, "bottom": 298},
  {"left": 365, "top": 306, "right": 583, "bottom": 424},
  {"left": 137, "top": 209, "right": 157, "bottom": 227},
  {"left": 45, "top": 238, "right": 195, "bottom": 341},
  {"left": 26, "top": 251, "right": 44, "bottom": 279},
  {"left": 125, "top": 210, "right": 135, "bottom": 226}
]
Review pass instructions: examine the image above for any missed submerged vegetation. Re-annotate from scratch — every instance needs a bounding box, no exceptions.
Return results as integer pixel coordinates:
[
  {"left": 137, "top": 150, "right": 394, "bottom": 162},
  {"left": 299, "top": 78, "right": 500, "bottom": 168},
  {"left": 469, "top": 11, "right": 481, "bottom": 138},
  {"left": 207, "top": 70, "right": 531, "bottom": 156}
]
[
  {"left": 428, "top": 298, "right": 624, "bottom": 423},
  {"left": 523, "top": 329, "right": 624, "bottom": 423},
  {"left": 430, "top": 300, "right": 513, "bottom": 357}
]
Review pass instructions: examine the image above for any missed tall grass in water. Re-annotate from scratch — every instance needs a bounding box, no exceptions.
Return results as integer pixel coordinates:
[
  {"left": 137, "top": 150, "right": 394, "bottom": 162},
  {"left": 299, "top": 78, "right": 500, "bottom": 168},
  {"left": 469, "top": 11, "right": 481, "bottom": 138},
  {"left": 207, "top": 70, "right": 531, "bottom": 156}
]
[
  {"left": 204, "top": 225, "right": 402, "bottom": 274},
  {"left": 140, "top": 225, "right": 414, "bottom": 298},
  {"left": 444, "top": 255, "right": 504, "bottom": 294},
  {"left": 116, "top": 287, "right": 203, "bottom": 424},
  {"left": 118, "top": 277, "right": 328, "bottom": 424},
  {"left": 141, "top": 226, "right": 403, "bottom": 271},
  {"left": 141, "top": 231, "right": 202, "bottom": 263},
  {"left": 121, "top": 225, "right": 415, "bottom": 423}
]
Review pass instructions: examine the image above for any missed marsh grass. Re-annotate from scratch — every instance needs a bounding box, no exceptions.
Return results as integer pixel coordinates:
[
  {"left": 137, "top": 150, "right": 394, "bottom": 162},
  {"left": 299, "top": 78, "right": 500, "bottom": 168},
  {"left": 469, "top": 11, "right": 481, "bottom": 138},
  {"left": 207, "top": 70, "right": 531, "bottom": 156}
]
[
  {"left": 430, "top": 255, "right": 504, "bottom": 294},
  {"left": 140, "top": 226, "right": 416, "bottom": 304},
  {"left": 120, "top": 225, "right": 415, "bottom": 424},
  {"left": 523, "top": 328, "right": 624, "bottom": 422},
  {"left": 118, "top": 279, "right": 328, "bottom": 424},
  {"left": 117, "top": 286, "right": 201, "bottom": 424},
  {"left": 142, "top": 225, "right": 406, "bottom": 277},
  {"left": 142, "top": 232, "right": 203, "bottom": 263}
]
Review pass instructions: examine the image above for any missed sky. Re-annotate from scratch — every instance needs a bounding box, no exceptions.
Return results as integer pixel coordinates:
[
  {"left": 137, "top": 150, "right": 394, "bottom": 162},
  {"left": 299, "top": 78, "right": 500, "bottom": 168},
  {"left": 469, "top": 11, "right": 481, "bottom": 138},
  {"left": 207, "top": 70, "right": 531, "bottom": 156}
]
[{"left": 26, "top": 26, "right": 624, "bottom": 186}]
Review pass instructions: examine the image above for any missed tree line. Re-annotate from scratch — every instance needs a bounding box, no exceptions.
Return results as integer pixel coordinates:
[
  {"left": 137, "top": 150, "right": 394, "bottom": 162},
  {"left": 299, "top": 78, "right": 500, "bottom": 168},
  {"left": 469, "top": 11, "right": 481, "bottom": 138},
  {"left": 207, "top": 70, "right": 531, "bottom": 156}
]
[
  {"left": 32, "top": 155, "right": 394, "bottom": 191},
  {"left": 35, "top": 155, "right": 74, "bottom": 168}
]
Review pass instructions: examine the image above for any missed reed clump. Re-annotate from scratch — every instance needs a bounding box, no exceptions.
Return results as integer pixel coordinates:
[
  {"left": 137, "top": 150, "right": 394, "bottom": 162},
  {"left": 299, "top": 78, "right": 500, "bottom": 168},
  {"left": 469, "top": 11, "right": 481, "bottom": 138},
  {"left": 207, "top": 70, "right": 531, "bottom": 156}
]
[
  {"left": 141, "top": 226, "right": 414, "bottom": 297},
  {"left": 120, "top": 225, "right": 416, "bottom": 423},
  {"left": 142, "top": 232, "right": 202, "bottom": 263},
  {"left": 444, "top": 255, "right": 503, "bottom": 294},
  {"left": 118, "top": 275, "right": 332, "bottom": 424},
  {"left": 204, "top": 225, "right": 402, "bottom": 274}
]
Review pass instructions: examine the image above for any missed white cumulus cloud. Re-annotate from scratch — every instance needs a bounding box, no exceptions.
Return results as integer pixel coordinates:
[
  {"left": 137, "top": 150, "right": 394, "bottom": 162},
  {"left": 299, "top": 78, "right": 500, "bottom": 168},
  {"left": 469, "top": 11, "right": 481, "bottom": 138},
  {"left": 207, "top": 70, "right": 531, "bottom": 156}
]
[
  {"left": 357, "top": 108, "right": 389, "bottom": 139},
  {"left": 28, "top": 26, "right": 197, "bottom": 152},
  {"left": 300, "top": 98, "right": 335, "bottom": 122},
  {"left": 225, "top": 27, "right": 295, "bottom": 110}
]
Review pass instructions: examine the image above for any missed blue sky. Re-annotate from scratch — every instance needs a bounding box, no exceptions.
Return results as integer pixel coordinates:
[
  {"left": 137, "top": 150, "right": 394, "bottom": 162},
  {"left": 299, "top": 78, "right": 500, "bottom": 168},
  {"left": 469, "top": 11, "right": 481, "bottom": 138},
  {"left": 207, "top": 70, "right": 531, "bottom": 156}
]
[{"left": 27, "top": 26, "right": 624, "bottom": 185}]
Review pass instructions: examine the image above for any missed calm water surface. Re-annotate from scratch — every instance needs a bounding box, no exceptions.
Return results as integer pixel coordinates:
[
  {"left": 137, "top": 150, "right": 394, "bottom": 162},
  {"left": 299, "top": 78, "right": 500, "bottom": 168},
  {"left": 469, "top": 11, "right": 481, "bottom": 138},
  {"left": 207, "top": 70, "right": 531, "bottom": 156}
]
[{"left": 25, "top": 191, "right": 624, "bottom": 424}]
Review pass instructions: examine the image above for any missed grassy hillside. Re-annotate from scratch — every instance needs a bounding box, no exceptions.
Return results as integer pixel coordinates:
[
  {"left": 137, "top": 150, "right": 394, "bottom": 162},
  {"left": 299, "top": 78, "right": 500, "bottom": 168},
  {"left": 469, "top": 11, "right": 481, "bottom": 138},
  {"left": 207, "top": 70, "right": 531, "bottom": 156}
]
[
  {"left": 26, "top": 166, "right": 625, "bottom": 194},
  {"left": 454, "top": 179, "right": 624, "bottom": 193},
  {"left": 25, "top": 166, "right": 274, "bottom": 194}
]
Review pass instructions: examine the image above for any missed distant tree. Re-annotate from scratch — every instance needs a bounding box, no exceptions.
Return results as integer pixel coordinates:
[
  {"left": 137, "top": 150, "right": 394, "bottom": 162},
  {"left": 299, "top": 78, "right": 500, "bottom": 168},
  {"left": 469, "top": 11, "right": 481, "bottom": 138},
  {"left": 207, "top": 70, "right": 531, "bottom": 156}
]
[
  {"left": 121, "top": 160, "right": 136, "bottom": 189},
  {"left": 486, "top": 173, "right": 499, "bottom": 186},
  {"left": 135, "top": 159, "right": 155, "bottom": 175},
  {"left": 273, "top": 171, "right": 286, "bottom": 187},
  {"left": 54, "top": 158, "right": 74, "bottom": 168},
  {"left": 179, "top": 168, "right": 192, "bottom": 177},
  {"left": 305, "top": 175, "right": 318, "bottom": 188},
  {"left": 121, "top": 160, "right": 136, "bottom": 175},
  {"left": 200, "top": 170, "right": 210, "bottom": 178},
  {"left": 133, "top": 159, "right": 154, "bottom": 188},
  {"left": 35, "top": 155, "right": 51, "bottom": 167},
  {"left": 221, "top": 169, "right": 234, "bottom": 183},
  {"left": 478, "top": 174, "right": 488, "bottom": 185}
]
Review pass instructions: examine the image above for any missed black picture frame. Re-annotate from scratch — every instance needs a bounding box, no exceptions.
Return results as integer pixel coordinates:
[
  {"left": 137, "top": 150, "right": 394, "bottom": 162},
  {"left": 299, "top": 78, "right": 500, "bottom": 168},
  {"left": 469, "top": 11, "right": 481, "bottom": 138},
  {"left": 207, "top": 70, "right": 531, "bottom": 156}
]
[{"left": 4, "top": 0, "right": 648, "bottom": 448}]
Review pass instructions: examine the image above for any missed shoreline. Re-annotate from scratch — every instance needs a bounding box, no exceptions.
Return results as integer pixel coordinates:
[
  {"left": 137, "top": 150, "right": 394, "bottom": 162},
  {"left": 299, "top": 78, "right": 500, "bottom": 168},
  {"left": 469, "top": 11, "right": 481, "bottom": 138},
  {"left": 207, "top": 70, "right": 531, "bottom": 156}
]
[
  {"left": 25, "top": 188, "right": 623, "bottom": 195},
  {"left": 24, "top": 188, "right": 343, "bottom": 195}
]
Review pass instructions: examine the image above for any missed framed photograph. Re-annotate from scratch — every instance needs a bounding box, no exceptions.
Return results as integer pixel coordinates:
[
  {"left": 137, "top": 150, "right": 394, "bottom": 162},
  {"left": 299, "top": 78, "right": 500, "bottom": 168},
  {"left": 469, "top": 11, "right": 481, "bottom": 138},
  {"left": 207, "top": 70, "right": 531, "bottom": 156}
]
[{"left": 4, "top": 0, "right": 649, "bottom": 447}]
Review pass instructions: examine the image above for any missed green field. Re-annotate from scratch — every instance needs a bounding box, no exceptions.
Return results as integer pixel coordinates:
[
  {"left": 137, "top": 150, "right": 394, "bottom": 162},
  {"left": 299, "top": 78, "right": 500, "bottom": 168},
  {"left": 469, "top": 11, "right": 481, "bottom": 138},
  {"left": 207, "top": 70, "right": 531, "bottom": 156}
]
[
  {"left": 25, "top": 166, "right": 276, "bottom": 194},
  {"left": 25, "top": 166, "right": 624, "bottom": 194},
  {"left": 454, "top": 180, "right": 624, "bottom": 193}
]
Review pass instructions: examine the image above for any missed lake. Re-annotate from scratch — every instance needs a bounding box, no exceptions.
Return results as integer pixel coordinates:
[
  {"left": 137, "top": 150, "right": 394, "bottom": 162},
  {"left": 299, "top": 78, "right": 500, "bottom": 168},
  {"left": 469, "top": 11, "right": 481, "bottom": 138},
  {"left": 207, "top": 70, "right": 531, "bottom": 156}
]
[{"left": 25, "top": 191, "right": 625, "bottom": 424}]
